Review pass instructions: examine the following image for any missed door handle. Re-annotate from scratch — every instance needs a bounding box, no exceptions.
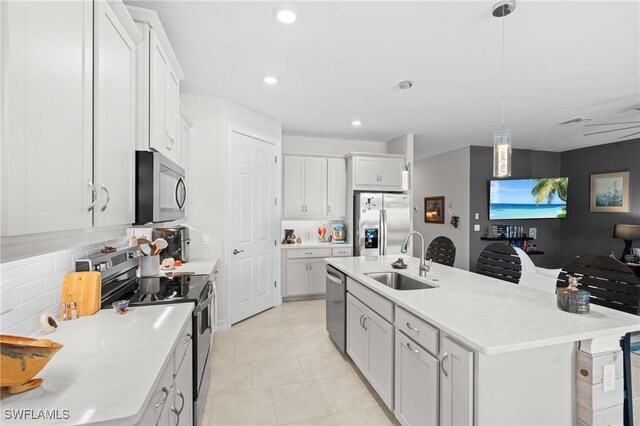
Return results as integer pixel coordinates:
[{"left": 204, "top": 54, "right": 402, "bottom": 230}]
[
  {"left": 88, "top": 182, "right": 97, "bottom": 211},
  {"left": 176, "top": 390, "right": 185, "bottom": 414},
  {"left": 100, "top": 184, "right": 111, "bottom": 212},
  {"left": 232, "top": 249, "right": 244, "bottom": 255},
  {"left": 441, "top": 352, "right": 449, "bottom": 377}
]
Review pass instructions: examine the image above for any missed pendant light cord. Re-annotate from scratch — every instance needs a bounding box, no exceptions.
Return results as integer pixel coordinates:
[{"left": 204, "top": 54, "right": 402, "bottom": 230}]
[{"left": 501, "top": 10, "right": 505, "bottom": 131}]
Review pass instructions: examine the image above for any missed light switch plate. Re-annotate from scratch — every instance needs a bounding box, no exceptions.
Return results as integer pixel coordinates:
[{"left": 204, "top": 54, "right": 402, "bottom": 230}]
[
  {"left": 202, "top": 234, "right": 210, "bottom": 245},
  {"left": 474, "top": 224, "right": 480, "bottom": 232},
  {"left": 603, "top": 364, "right": 615, "bottom": 392},
  {"left": 475, "top": 213, "right": 479, "bottom": 220},
  {"left": 529, "top": 228, "right": 537, "bottom": 239}
]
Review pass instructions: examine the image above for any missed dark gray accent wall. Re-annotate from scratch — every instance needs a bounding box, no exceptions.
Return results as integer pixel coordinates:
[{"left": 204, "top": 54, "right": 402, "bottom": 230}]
[
  {"left": 559, "top": 139, "right": 640, "bottom": 265},
  {"left": 468, "top": 146, "right": 562, "bottom": 271}
]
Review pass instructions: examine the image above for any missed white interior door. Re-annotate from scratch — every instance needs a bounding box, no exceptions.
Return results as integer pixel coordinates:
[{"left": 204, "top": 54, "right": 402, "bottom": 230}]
[{"left": 229, "top": 131, "right": 276, "bottom": 324}]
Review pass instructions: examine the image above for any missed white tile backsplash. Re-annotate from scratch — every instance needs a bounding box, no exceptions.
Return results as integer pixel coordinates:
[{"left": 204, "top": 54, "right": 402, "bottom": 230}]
[{"left": 0, "top": 238, "right": 126, "bottom": 336}]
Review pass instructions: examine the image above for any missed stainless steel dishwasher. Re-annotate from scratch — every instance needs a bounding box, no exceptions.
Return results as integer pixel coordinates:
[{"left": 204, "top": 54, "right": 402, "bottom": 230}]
[{"left": 326, "top": 265, "right": 346, "bottom": 353}]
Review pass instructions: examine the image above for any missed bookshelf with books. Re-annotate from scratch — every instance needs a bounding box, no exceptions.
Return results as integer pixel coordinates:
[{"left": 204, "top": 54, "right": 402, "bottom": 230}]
[{"left": 481, "top": 224, "right": 545, "bottom": 255}]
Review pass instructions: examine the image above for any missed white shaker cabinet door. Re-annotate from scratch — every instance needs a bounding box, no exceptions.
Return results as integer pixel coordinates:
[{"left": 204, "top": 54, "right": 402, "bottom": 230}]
[
  {"left": 365, "top": 307, "right": 394, "bottom": 409},
  {"left": 354, "top": 157, "right": 380, "bottom": 186},
  {"left": 440, "top": 334, "right": 474, "bottom": 426},
  {"left": 285, "top": 259, "right": 309, "bottom": 296},
  {"left": 149, "top": 30, "right": 169, "bottom": 157},
  {"left": 1, "top": 0, "right": 93, "bottom": 236},
  {"left": 93, "top": 0, "right": 136, "bottom": 227},
  {"left": 308, "top": 259, "right": 327, "bottom": 294},
  {"left": 282, "top": 156, "right": 305, "bottom": 217},
  {"left": 164, "top": 67, "right": 180, "bottom": 163},
  {"left": 303, "top": 157, "right": 327, "bottom": 217},
  {"left": 346, "top": 294, "right": 369, "bottom": 373},
  {"left": 395, "top": 330, "right": 438, "bottom": 426},
  {"left": 326, "top": 158, "right": 346, "bottom": 218},
  {"left": 380, "top": 158, "right": 404, "bottom": 187},
  {"left": 170, "top": 341, "right": 193, "bottom": 426}
]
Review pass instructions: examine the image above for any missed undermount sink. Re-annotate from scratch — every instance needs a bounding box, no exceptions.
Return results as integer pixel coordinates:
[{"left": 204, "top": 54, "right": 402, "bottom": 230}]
[{"left": 364, "top": 272, "right": 437, "bottom": 290}]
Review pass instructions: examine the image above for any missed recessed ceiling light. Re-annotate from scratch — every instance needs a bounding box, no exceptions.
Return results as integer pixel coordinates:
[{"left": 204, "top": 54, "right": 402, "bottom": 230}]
[
  {"left": 263, "top": 76, "right": 278, "bottom": 85},
  {"left": 275, "top": 8, "right": 296, "bottom": 24},
  {"left": 351, "top": 120, "right": 362, "bottom": 126}
]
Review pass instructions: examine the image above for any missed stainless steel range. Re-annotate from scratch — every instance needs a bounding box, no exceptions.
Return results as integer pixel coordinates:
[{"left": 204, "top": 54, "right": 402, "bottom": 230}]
[{"left": 77, "top": 247, "right": 214, "bottom": 425}]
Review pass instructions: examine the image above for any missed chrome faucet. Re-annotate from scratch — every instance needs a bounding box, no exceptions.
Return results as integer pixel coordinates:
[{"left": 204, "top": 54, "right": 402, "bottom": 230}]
[{"left": 401, "top": 231, "right": 431, "bottom": 277}]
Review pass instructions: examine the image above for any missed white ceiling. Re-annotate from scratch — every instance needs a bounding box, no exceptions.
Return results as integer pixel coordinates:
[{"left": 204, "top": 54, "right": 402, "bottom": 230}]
[{"left": 127, "top": 1, "right": 640, "bottom": 159}]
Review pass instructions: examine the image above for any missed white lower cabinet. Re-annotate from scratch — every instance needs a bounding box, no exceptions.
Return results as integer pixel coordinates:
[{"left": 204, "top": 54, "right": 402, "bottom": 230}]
[
  {"left": 168, "top": 341, "right": 193, "bottom": 426},
  {"left": 394, "top": 330, "right": 438, "bottom": 426},
  {"left": 440, "top": 334, "right": 474, "bottom": 426},
  {"left": 286, "top": 259, "right": 309, "bottom": 296},
  {"left": 346, "top": 294, "right": 394, "bottom": 408},
  {"left": 283, "top": 248, "right": 346, "bottom": 297},
  {"left": 308, "top": 259, "right": 327, "bottom": 294}
]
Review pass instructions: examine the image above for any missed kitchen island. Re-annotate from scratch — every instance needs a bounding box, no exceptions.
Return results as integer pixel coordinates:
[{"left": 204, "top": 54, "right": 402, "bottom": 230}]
[
  {"left": 1, "top": 304, "right": 193, "bottom": 425},
  {"left": 327, "top": 255, "right": 640, "bottom": 425}
]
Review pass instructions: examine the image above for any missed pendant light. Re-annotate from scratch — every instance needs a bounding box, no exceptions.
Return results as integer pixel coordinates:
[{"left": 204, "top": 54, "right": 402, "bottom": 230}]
[
  {"left": 492, "top": 0, "right": 516, "bottom": 178},
  {"left": 399, "top": 80, "right": 412, "bottom": 191}
]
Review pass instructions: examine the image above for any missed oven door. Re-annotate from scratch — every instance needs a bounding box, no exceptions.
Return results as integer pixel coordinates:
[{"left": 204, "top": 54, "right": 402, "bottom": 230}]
[
  {"left": 196, "top": 281, "right": 214, "bottom": 397},
  {"left": 158, "top": 162, "right": 186, "bottom": 222}
]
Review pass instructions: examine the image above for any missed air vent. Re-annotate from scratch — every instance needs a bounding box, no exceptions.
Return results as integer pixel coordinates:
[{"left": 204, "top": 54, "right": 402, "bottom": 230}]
[{"left": 558, "top": 117, "right": 592, "bottom": 126}]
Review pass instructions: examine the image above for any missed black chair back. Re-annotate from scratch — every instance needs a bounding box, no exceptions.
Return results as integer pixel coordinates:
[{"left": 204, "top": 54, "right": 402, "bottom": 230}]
[
  {"left": 556, "top": 255, "right": 640, "bottom": 315},
  {"left": 476, "top": 243, "right": 521, "bottom": 283},
  {"left": 426, "top": 236, "right": 456, "bottom": 267}
]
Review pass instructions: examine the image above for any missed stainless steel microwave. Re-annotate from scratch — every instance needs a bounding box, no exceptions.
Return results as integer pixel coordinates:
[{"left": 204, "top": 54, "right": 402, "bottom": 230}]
[{"left": 135, "top": 151, "right": 186, "bottom": 224}]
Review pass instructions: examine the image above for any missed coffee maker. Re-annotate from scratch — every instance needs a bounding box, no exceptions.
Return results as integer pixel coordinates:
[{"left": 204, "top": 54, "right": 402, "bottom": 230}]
[{"left": 152, "top": 226, "right": 190, "bottom": 262}]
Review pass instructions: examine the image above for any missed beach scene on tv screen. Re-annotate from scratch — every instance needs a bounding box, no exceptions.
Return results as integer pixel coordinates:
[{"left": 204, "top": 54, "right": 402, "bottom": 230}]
[{"left": 490, "top": 178, "right": 568, "bottom": 220}]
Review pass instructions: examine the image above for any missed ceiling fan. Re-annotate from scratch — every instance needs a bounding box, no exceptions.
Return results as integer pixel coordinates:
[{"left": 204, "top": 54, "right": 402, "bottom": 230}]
[{"left": 583, "top": 106, "right": 640, "bottom": 140}]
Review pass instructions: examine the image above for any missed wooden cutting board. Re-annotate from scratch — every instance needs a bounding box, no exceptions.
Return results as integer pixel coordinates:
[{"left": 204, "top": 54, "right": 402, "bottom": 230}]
[{"left": 61, "top": 272, "right": 101, "bottom": 316}]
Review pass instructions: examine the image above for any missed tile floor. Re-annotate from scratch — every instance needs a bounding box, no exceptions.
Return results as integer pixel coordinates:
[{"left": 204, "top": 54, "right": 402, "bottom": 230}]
[{"left": 201, "top": 299, "right": 398, "bottom": 425}]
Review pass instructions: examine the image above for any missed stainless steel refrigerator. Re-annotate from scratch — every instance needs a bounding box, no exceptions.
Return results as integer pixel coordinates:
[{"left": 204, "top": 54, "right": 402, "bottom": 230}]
[{"left": 354, "top": 193, "right": 411, "bottom": 256}]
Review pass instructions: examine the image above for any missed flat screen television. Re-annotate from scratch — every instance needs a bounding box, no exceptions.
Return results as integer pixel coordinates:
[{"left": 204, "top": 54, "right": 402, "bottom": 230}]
[{"left": 489, "top": 177, "right": 568, "bottom": 220}]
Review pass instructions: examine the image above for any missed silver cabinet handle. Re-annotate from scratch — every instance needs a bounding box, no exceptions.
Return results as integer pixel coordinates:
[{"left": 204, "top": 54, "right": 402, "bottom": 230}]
[
  {"left": 441, "top": 352, "right": 449, "bottom": 377},
  {"left": 171, "top": 406, "right": 180, "bottom": 425},
  {"left": 100, "top": 184, "right": 110, "bottom": 212},
  {"left": 155, "top": 387, "right": 169, "bottom": 408},
  {"left": 183, "top": 333, "right": 192, "bottom": 343},
  {"left": 176, "top": 390, "right": 185, "bottom": 414},
  {"left": 363, "top": 316, "right": 368, "bottom": 331},
  {"left": 304, "top": 252, "right": 312, "bottom": 255},
  {"left": 88, "top": 182, "right": 97, "bottom": 211},
  {"left": 407, "top": 342, "right": 420, "bottom": 354},
  {"left": 359, "top": 314, "right": 364, "bottom": 328},
  {"left": 406, "top": 322, "right": 419, "bottom": 332},
  {"left": 167, "top": 132, "right": 175, "bottom": 151},
  {"left": 232, "top": 249, "right": 244, "bottom": 255},
  {"left": 302, "top": 205, "right": 304, "bottom": 213}
]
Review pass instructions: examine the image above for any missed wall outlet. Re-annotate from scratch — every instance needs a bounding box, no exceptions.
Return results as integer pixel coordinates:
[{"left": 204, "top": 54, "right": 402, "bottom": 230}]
[
  {"left": 603, "top": 364, "right": 615, "bottom": 392},
  {"left": 475, "top": 213, "right": 479, "bottom": 220},
  {"left": 202, "top": 234, "right": 210, "bottom": 245},
  {"left": 529, "top": 228, "right": 537, "bottom": 239},
  {"left": 474, "top": 224, "right": 480, "bottom": 232}
]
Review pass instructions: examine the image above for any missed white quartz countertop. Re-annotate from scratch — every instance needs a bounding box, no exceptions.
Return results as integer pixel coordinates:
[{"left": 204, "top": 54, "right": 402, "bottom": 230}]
[
  {"left": 326, "top": 256, "right": 640, "bottom": 355},
  {"left": 281, "top": 242, "right": 352, "bottom": 250},
  {"left": 1, "top": 304, "right": 194, "bottom": 425},
  {"left": 157, "top": 256, "right": 218, "bottom": 277}
]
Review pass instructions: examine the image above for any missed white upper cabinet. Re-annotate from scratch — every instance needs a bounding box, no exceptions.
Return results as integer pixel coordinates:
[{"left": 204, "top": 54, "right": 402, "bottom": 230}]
[
  {"left": 283, "top": 156, "right": 305, "bottom": 217},
  {"left": 178, "top": 102, "right": 193, "bottom": 169},
  {"left": 326, "top": 159, "right": 347, "bottom": 218},
  {"left": 93, "top": 0, "right": 139, "bottom": 227},
  {"left": 282, "top": 155, "right": 345, "bottom": 219},
  {"left": 302, "top": 157, "right": 327, "bottom": 217},
  {"left": 1, "top": 0, "right": 94, "bottom": 236},
  {"left": 127, "top": 6, "right": 185, "bottom": 164},
  {"left": 352, "top": 155, "right": 405, "bottom": 191}
]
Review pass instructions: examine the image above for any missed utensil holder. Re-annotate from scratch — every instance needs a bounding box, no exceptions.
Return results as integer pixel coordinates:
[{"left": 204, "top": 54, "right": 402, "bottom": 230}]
[{"left": 139, "top": 255, "right": 160, "bottom": 277}]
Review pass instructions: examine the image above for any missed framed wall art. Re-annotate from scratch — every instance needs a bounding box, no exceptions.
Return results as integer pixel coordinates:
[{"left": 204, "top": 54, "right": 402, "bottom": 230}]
[
  {"left": 590, "top": 171, "right": 630, "bottom": 213},
  {"left": 424, "top": 196, "right": 445, "bottom": 223}
]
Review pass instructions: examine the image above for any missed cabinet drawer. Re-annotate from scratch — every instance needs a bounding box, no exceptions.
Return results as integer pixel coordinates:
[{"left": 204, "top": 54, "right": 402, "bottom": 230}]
[
  {"left": 142, "top": 359, "right": 173, "bottom": 423},
  {"left": 174, "top": 319, "right": 193, "bottom": 372},
  {"left": 287, "top": 248, "right": 331, "bottom": 259},
  {"left": 395, "top": 306, "right": 438, "bottom": 356},
  {"left": 347, "top": 277, "right": 393, "bottom": 323},
  {"left": 332, "top": 247, "right": 352, "bottom": 257}
]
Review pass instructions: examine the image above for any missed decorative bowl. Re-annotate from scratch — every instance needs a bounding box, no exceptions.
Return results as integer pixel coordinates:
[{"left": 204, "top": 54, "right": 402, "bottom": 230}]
[
  {"left": 112, "top": 300, "right": 130, "bottom": 315},
  {"left": 0, "top": 334, "right": 63, "bottom": 394}
]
